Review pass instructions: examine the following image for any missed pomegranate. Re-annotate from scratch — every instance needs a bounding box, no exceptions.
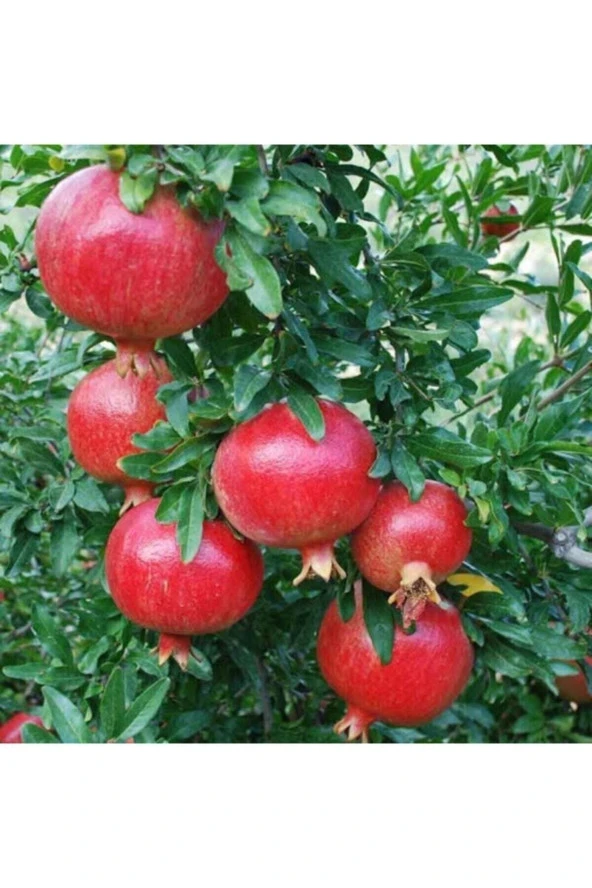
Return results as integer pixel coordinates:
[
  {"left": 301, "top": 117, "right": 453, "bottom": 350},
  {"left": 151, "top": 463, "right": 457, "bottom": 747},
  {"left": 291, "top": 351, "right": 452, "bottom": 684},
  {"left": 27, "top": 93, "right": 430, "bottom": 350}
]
[
  {"left": 480, "top": 204, "right": 520, "bottom": 240},
  {"left": 351, "top": 480, "right": 472, "bottom": 626},
  {"left": 0, "top": 713, "right": 44, "bottom": 743},
  {"left": 211, "top": 399, "right": 380, "bottom": 584},
  {"left": 35, "top": 164, "right": 228, "bottom": 342},
  {"left": 105, "top": 498, "right": 264, "bottom": 668},
  {"left": 556, "top": 657, "right": 592, "bottom": 704},
  {"left": 67, "top": 345, "right": 173, "bottom": 512},
  {"left": 317, "top": 583, "right": 474, "bottom": 741}
]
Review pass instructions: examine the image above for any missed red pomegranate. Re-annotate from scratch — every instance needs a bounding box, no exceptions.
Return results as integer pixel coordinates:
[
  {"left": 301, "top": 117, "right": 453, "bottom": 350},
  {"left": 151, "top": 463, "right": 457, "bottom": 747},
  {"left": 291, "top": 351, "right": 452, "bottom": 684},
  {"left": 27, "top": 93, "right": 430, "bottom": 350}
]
[
  {"left": 556, "top": 657, "right": 592, "bottom": 704},
  {"left": 317, "top": 583, "right": 474, "bottom": 741},
  {"left": 480, "top": 204, "right": 520, "bottom": 240},
  {"left": 105, "top": 498, "right": 264, "bottom": 668},
  {"left": 0, "top": 713, "right": 44, "bottom": 743},
  {"left": 211, "top": 399, "right": 380, "bottom": 584},
  {"left": 351, "top": 480, "right": 472, "bottom": 626},
  {"left": 67, "top": 346, "right": 173, "bottom": 512},
  {"left": 35, "top": 164, "right": 228, "bottom": 342}
]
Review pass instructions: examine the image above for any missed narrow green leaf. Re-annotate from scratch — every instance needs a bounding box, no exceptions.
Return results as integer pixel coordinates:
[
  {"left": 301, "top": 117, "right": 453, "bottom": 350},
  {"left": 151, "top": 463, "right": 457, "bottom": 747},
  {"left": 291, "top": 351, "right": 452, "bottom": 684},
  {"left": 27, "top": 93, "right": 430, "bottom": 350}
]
[
  {"left": 100, "top": 667, "right": 126, "bottom": 740},
  {"left": 22, "top": 724, "right": 58, "bottom": 743},
  {"left": 498, "top": 360, "right": 540, "bottom": 425},
  {"left": 408, "top": 429, "right": 493, "bottom": 469},
  {"left": 32, "top": 606, "right": 73, "bottom": 666},
  {"left": 177, "top": 483, "right": 205, "bottom": 563},
  {"left": 362, "top": 583, "right": 395, "bottom": 666},
  {"left": 233, "top": 365, "right": 273, "bottom": 413},
  {"left": 43, "top": 686, "right": 93, "bottom": 744},
  {"left": 226, "top": 230, "right": 283, "bottom": 318},
  {"left": 287, "top": 391, "right": 326, "bottom": 442},
  {"left": 390, "top": 440, "right": 425, "bottom": 502},
  {"left": 119, "top": 169, "right": 157, "bottom": 213},
  {"left": 50, "top": 511, "right": 81, "bottom": 577},
  {"left": 117, "top": 678, "right": 171, "bottom": 741}
]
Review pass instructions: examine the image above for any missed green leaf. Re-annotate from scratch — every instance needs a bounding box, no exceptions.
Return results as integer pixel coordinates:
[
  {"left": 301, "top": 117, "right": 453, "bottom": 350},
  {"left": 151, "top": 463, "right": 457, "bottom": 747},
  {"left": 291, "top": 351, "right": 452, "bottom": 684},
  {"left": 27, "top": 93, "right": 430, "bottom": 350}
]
[
  {"left": 362, "top": 583, "right": 395, "bottom": 666},
  {"left": 100, "top": 667, "right": 126, "bottom": 740},
  {"left": 73, "top": 477, "right": 110, "bottom": 514},
  {"left": 417, "top": 285, "right": 514, "bottom": 318},
  {"left": 78, "top": 637, "right": 111, "bottom": 674},
  {"left": 32, "top": 606, "right": 73, "bottom": 666},
  {"left": 50, "top": 511, "right": 81, "bottom": 577},
  {"left": 522, "top": 195, "right": 555, "bottom": 227},
  {"left": 117, "top": 678, "right": 171, "bottom": 741},
  {"left": 155, "top": 482, "right": 186, "bottom": 524},
  {"left": 534, "top": 393, "right": 587, "bottom": 443},
  {"left": 226, "top": 229, "right": 283, "bottom": 318},
  {"left": 545, "top": 293, "right": 561, "bottom": 339},
  {"left": 177, "top": 482, "right": 205, "bottom": 563},
  {"left": 22, "top": 724, "right": 58, "bottom": 743},
  {"left": 151, "top": 438, "right": 210, "bottom": 475},
  {"left": 117, "top": 451, "right": 164, "bottom": 481},
  {"left": 390, "top": 439, "right": 425, "bottom": 502},
  {"left": 531, "top": 628, "right": 588, "bottom": 660},
  {"left": 368, "top": 450, "right": 391, "bottom": 479},
  {"left": 498, "top": 360, "right": 540, "bottom": 425},
  {"left": 287, "top": 391, "right": 325, "bottom": 442},
  {"left": 185, "top": 648, "right": 214, "bottom": 681},
  {"left": 308, "top": 239, "right": 372, "bottom": 299},
  {"left": 159, "top": 337, "right": 196, "bottom": 378},
  {"left": 227, "top": 198, "right": 271, "bottom": 237},
  {"left": 561, "top": 310, "right": 591, "bottom": 348},
  {"left": 119, "top": 169, "right": 158, "bottom": 214},
  {"left": 132, "top": 422, "right": 181, "bottom": 451},
  {"left": 261, "top": 180, "right": 326, "bottom": 235},
  {"left": 408, "top": 429, "right": 493, "bottom": 469},
  {"left": 392, "top": 326, "right": 450, "bottom": 343},
  {"left": 43, "top": 686, "right": 93, "bottom": 744},
  {"left": 233, "top": 365, "right": 273, "bottom": 413}
]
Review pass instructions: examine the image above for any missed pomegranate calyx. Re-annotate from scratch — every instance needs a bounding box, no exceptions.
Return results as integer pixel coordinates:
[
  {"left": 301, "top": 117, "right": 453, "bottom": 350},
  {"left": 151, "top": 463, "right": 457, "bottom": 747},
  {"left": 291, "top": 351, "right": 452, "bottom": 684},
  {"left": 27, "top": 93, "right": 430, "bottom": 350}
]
[
  {"left": 387, "top": 561, "right": 441, "bottom": 628},
  {"left": 334, "top": 704, "right": 374, "bottom": 743},
  {"left": 114, "top": 340, "right": 161, "bottom": 379},
  {"left": 293, "top": 542, "right": 347, "bottom": 586},
  {"left": 157, "top": 633, "right": 192, "bottom": 670},
  {"left": 120, "top": 482, "right": 155, "bottom": 515}
]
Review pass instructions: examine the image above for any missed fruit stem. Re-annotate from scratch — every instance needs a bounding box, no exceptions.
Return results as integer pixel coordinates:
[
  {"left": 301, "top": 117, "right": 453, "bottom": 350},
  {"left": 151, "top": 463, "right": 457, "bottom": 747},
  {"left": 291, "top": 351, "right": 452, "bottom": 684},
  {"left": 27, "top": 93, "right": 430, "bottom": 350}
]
[
  {"left": 334, "top": 704, "right": 374, "bottom": 743},
  {"left": 293, "top": 541, "right": 347, "bottom": 586},
  {"left": 158, "top": 634, "right": 192, "bottom": 670}
]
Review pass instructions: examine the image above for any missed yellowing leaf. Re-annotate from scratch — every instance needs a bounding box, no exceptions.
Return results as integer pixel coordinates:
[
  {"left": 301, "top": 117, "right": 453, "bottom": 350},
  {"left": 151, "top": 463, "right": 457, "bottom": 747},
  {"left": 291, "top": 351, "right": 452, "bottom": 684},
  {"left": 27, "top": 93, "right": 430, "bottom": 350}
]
[{"left": 447, "top": 572, "right": 503, "bottom": 597}]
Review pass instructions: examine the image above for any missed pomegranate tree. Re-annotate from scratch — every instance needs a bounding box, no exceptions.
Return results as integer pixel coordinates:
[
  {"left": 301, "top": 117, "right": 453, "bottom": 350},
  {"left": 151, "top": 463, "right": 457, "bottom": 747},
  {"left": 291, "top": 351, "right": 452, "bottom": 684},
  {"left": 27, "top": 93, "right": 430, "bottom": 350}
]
[
  {"left": 317, "top": 583, "right": 474, "bottom": 741},
  {"left": 351, "top": 480, "right": 472, "bottom": 626},
  {"left": 105, "top": 498, "right": 264, "bottom": 668},
  {"left": 67, "top": 345, "right": 173, "bottom": 512},
  {"left": 35, "top": 164, "right": 228, "bottom": 343},
  {"left": 480, "top": 203, "right": 520, "bottom": 240},
  {"left": 0, "top": 713, "right": 44, "bottom": 743},
  {"left": 212, "top": 399, "right": 380, "bottom": 584}
]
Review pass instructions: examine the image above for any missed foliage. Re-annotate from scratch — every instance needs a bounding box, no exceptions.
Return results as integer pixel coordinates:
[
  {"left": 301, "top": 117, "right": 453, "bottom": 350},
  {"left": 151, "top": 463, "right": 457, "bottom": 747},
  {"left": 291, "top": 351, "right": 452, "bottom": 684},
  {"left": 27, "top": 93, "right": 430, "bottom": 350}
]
[{"left": 1, "top": 143, "right": 591, "bottom": 743}]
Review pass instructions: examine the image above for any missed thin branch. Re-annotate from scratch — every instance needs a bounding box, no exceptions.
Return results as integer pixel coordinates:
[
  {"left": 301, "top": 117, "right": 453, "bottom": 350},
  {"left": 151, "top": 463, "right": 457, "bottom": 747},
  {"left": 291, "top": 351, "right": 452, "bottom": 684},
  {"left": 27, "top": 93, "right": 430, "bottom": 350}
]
[
  {"left": 537, "top": 360, "right": 592, "bottom": 410},
  {"left": 514, "top": 507, "right": 592, "bottom": 570},
  {"left": 256, "top": 146, "right": 269, "bottom": 176}
]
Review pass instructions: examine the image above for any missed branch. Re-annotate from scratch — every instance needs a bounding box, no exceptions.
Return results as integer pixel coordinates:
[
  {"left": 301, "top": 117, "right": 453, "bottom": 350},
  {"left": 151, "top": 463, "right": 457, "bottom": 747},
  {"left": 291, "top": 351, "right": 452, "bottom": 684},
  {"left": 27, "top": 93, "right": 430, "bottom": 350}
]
[
  {"left": 514, "top": 507, "right": 592, "bottom": 569},
  {"left": 537, "top": 360, "right": 592, "bottom": 410}
]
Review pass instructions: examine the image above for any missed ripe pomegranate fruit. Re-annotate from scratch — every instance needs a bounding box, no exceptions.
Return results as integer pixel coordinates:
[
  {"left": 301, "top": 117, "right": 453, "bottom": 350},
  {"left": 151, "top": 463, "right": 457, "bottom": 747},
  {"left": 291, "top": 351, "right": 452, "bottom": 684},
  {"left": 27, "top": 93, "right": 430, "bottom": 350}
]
[
  {"left": 0, "top": 713, "right": 44, "bottom": 743},
  {"left": 351, "top": 480, "right": 472, "bottom": 626},
  {"left": 67, "top": 345, "right": 173, "bottom": 512},
  {"left": 556, "top": 657, "right": 592, "bottom": 704},
  {"left": 35, "top": 164, "right": 228, "bottom": 342},
  {"left": 317, "top": 583, "right": 473, "bottom": 741},
  {"left": 480, "top": 204, "right": 520, "bottom": 240},
  {"left": 105, "top": 498, "right": 264, "bottom": 668},
  {"left": 211, "top": 399, "right": 380, "bottom": 584}
]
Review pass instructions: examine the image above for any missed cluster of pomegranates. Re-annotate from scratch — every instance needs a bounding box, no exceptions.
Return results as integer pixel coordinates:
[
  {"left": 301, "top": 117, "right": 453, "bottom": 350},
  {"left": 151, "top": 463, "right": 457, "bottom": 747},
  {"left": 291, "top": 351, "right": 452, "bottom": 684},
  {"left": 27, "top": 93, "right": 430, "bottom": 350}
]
[{"left": 31, "top": 161, "right": 480, "bottom": 739}]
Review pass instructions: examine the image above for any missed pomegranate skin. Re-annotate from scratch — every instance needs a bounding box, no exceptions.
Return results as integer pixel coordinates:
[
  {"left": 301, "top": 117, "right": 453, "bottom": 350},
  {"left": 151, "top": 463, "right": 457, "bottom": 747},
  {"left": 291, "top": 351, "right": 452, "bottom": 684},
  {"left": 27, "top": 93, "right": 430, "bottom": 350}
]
[
  {"left": 556, "top": 657, "right": 592, "bottom": 704},
  {"left": 35, "top": 165, "right": 228, "bottom": 340},
  {"left": 211, "top": 399, "right": 380, "bottom": 583},
  {"left": 0, "top": 713, "right": 44, "bottom": 743},
  {"left": 67, "top": 352, "right": 173, "bottom": 511},
  {"left": 351, "top": 480, "right": 472, "bottom": 593},
  {"left": 105, "top": 499, "right": 264, "bottom": 642},
  {"left": 317, "top": 590, "right": 474, "bottom": 738},
  {"left": 480, "top": 204, "right": 520, "bottom": 240}
]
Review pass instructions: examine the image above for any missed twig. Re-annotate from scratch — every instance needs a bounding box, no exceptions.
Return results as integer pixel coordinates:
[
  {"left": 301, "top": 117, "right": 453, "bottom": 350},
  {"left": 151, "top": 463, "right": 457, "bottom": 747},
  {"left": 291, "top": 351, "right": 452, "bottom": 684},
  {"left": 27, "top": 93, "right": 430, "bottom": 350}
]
[
  {"left": 255, "top": 657, "right": 273, "bottom": 737},
  {"left": 537, "top": 360, "right": 592, "bottom": 410},
  {"left": 256, "top": 146, "right": 269, "bottom": 177},
  {"left": 514, "top": 507, "right": 592, "bottom": 570}
]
